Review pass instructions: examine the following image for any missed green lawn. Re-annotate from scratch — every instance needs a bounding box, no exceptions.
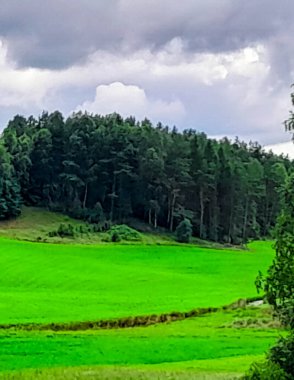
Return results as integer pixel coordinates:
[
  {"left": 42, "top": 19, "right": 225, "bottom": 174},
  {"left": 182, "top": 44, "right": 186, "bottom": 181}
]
[{"left": 0, "top": 238, "right": 274, "bottom": 324}]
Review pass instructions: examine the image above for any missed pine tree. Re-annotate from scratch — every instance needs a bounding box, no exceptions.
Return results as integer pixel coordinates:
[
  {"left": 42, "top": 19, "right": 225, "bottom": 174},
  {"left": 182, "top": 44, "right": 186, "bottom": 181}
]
[{"left": 176, "top": 219, "right": 192, "bottom": 243}]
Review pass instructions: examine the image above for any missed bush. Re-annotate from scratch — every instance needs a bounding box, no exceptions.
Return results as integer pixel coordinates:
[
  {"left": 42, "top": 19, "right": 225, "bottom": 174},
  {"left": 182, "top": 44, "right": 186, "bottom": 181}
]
[
  {"left": 244, "top": 360, "right": 287, "bottom": 380},
  {"left": 57, "top": 223, "right": 75, "bottom": 237},
  {"left": 244, "top": 333, "right": 294, "bottom": 379},
  {"left": 175, "top": 219, "right": 192, "bottom": 243},
  {"left": 108, "top": 225, "right": 142, "bottom": 242},
  {"left": 270, "top": 333, "right": 294, "bottom": 377},
  {"left": 111, "top": 230, "right": 121, "bottom": 242},
  {"left": 48, "top": 223, "right": 76, "bottom": 238}
]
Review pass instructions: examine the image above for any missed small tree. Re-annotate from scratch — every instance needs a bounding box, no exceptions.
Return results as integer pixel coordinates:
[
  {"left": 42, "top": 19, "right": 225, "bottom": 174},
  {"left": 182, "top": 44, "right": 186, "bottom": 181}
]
[
  {"left": 175, "top": 219, "right": 192, "bottom": 243},
  {"left": 263, "top": 174, "right": 294, "bottom": 327},
  {"left": 245, "top": 176, "right": 294, "bottom": 379}
]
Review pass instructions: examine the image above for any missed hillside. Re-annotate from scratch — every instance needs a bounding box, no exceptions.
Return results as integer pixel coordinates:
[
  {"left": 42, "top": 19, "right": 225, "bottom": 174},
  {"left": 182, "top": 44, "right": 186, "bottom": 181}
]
[
  {"left": 0, "top": 207, "right": 170, "bottom": 245},
  {"left": 0, "top": 206, "right": 226, "bottom": 248},
  {"left": 0, "top": 207, "right": 278, "bottom": 378}
]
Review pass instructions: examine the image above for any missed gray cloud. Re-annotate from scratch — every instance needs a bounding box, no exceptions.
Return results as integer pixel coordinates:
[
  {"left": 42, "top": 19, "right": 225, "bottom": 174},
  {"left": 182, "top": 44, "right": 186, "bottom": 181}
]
[
  {"left": 0, "top": 0, "right": 120, "bottom": 68},
  {"left": 0, "top": 0, "right": 293, "bottom": 148},
  {"left": 0, "top": 0, "right": 293, "bottom": 71}
]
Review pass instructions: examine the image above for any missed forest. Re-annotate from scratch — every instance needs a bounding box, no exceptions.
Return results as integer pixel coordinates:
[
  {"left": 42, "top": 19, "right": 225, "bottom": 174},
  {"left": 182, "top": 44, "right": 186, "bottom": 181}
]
[{"left": 0, "top": 111, "right": 292, "bottom": 245}]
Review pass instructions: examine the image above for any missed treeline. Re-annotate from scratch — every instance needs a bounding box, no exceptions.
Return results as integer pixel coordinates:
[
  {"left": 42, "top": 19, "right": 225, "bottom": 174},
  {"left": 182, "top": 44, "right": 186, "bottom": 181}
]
[{"left": 0, "top": 111, "right": 292, "bottom": 244}]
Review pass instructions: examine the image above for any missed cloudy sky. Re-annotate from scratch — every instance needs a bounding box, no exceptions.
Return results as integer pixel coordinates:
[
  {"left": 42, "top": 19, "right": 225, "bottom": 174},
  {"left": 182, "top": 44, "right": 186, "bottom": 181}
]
[{"left": 0, "top": 0, "right": 293, "bottom": 155}]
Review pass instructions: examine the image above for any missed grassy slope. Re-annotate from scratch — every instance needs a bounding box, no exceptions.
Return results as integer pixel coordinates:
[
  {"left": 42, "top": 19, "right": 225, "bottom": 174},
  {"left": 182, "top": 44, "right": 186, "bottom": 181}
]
[
  {"left": 0, "top": 307, "right": 282, "bottom": 376},
  {"left": 0, "top": 206, "right": 233, "bottom": 248},
  {"left": 0, "top": 207, "right": 178, "bottom": 245},
  {"left": 0, "top": 207, "right": 85, "bottom": 243},
  {"left": 0, "top": 208, "right": 277, "bottom": 377},
  {"left": 0, "top": 237, "right": 274, "bottom": 324}
]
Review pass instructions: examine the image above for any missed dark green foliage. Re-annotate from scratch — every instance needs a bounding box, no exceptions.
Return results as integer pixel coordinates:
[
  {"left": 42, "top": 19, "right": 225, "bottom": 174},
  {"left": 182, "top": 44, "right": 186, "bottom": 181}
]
[
  {"left": 249, "top": 175, "right": 294, "bottom": 378},
  {"left": 244, "top": 361, "right": 287, "bottom": 380},
  {"left": 0, "top": 111, "right": 292, "bottom": 244},
  {"left": 111, "top": 230, "right": 121, "bottom": 243},
  {"left": 175, "top": 219, "right": 192, "bottom": 243},
  {"left": 49, "top": 223, "right": 76, "bottom": 238},
  {"left": 57, "top": 223, "right": 75, "bottom": 237},
  {"left": 244, "top": 334, "right": 294, "bottom": 380},
  {"left": 0, "top": 143, "right": 22, "bottom": 219},
  {"left": 109, "top": 225, "right": 142, "bottom": 242},
  {"left": 246, "top": 105, "right": 294, "bottom": 380},
  {"left": 85, "top": 202, "right": 105, "bottom": 224},
  {"left": 259, "top": 174, "right": 294, "bottom": 327},
  {"left": 270, "top": 333, "right": 294, "bottom": 377}
]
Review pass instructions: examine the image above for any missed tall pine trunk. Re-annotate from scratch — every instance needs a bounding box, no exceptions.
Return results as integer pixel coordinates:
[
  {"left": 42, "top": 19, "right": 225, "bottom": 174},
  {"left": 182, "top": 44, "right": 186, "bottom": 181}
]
[
  {"left": 242, "top": 197, "right": 249, "bottom": 244},
  {"left": 199, "top": 187, "right": 204, "bottom": 239},
  {"left": 148, "top": 208, "right": 152, "bottom": 225},
  {"left": 110, "top": 174, "right": 116, "bottom": 222},
  {"left": 169, "top": 190, "right": 177, "bottom": 231},
  {"left": 82, "top": 182, "right": 88, "bottom": 209}
]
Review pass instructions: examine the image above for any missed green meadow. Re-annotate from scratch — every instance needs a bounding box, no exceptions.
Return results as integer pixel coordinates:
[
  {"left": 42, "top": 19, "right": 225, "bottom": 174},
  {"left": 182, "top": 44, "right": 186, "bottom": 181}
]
[
  {"left": 0, "top": 209, "right": 279, "bottom": 378},
  {"left": 0, "top": 239, "right": 273, "bottom": 324},
  {"left": 0, "top": 307, "right": 282, "bottom": 378}
]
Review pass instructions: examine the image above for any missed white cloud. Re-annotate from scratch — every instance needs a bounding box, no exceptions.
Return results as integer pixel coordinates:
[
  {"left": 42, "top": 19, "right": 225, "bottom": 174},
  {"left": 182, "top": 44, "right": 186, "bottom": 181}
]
[
  {"left": 264, "top": 141, "right": 294, "bottom": 158},
  {"left": 0, "top": 41, "right": 53, "bottom": 108},
  {"left": 0, "top": 37, "right": 271, "bottom": 106},
  {"left": 76, "top": 82, "right": 186, "bottom": 124},
  {"left": 0, "top": 37, "right": 291, "bottom": 145}
]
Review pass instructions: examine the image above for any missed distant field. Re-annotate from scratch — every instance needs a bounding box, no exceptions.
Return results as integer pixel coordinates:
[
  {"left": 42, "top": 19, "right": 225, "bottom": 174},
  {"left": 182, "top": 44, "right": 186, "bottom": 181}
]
[{"left": 0, "top": 238, "right": 274, "bottom": 324}]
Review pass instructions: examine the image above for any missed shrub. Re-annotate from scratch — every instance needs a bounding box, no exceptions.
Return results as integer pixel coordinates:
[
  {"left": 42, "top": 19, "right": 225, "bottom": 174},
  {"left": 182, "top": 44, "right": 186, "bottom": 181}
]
[
  {"left": 244, "top": 360, "right": 287, "bottom": 380},
  {"left": 101, "top": 235, "right": 111, "bottom": 242},
  {"left": 270, "top": 333, "right": 294, "bottom": 377},
  {"left": 108, "top": 225, "right": 142, "bottom": 242},
  {"left": 57, "top": 223, "right": 75, "bottom": 237},
  {"left": 48, "top": 223, "right": 76, "bottom": 238},
  {"left": 175, "top": 219, "right": 192, "bottom": 243},
  {"left": 111, "top": 230, "right": 121, "bottom": 242}
]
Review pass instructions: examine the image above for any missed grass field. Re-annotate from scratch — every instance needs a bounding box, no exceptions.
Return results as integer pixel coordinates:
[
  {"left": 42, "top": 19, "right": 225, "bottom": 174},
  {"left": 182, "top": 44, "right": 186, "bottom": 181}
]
[
  {"left": 0, "top": 307, "right": 282, "bottom": 378},
  {"left": 0, "top": 208, "right": 278, "bottom": 378},
  {"left": 0, "top": 238, "right": 274, "bottom": 324}
]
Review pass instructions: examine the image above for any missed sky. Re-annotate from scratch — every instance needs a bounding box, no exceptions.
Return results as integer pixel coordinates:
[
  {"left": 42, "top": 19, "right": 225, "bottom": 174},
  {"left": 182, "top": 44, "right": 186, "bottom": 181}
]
[{"left": 0, "top": 0, "right": 293, "bottom": 156}]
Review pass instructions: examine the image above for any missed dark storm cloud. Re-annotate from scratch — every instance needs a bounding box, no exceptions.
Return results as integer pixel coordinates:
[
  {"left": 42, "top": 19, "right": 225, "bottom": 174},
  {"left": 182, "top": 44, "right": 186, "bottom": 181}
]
[
  {"left": 1, "top": 0, "right": 294, "bottom": 70},
  {"left": 0, "top": 0, "right": 293, "bottom": 150},
  {"left": 0, "top": 0, "right": 120, "bottom": 68}
]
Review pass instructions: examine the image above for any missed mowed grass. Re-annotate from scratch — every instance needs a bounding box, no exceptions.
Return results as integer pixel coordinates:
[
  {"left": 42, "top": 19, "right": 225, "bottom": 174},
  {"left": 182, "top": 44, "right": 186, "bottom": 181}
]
[
  {"left": 0, "top": 236, "right": 274, "bottom": 324},
  {"left": 0, "top": 307, "right": 282, "bottom": 376}
]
